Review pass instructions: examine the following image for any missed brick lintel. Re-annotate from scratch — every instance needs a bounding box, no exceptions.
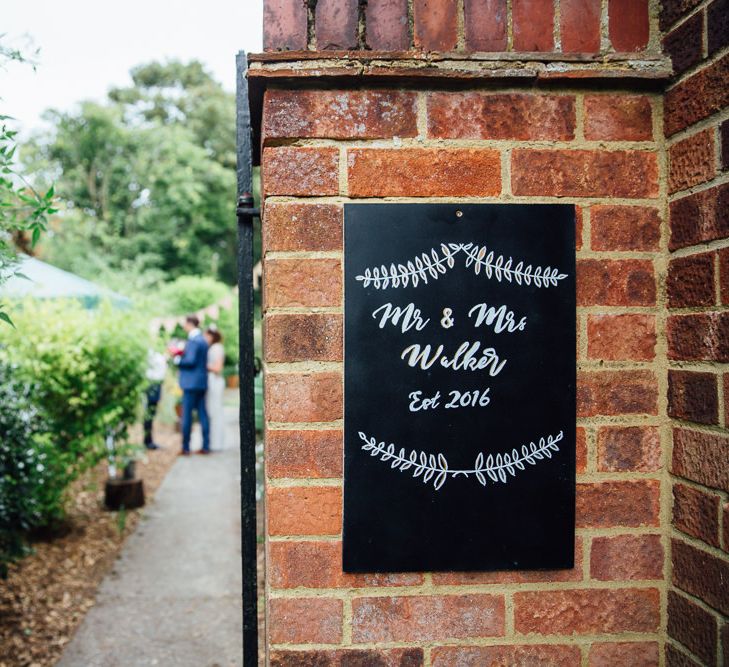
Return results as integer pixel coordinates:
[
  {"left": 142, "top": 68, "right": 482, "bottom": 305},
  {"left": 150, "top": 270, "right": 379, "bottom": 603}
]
[{"left": 246, "top": 54, "right": 671, "bottom": 164}]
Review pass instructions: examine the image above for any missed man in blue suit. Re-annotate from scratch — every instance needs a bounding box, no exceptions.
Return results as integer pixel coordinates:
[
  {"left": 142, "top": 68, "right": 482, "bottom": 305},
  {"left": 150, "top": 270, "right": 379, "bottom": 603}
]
[{"left": 177, "top": 315, "right": 210, "bottom": 455}]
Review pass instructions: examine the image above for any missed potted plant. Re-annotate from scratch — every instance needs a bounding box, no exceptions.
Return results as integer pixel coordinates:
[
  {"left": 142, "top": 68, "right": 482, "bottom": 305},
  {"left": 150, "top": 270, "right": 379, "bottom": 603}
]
[
  {"left": 103, "top": 430, "right": 145, "bottom": 511},
  {"left": 224, "top": 362, "right": 239, "bottom": 388}
]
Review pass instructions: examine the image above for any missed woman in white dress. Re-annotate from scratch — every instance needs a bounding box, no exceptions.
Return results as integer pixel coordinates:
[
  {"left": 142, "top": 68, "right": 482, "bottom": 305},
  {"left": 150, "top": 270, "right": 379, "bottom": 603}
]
[{"left": 205, "top": 326, "right": 226, "bottom": 451}]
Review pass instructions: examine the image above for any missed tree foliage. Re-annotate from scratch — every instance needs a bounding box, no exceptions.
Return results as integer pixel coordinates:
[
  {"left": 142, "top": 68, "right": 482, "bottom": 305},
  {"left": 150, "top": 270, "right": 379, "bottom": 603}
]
[
  {"left": 109, "top": 60, "right": 236, "bottom": 169},
  {"left": 29, "top": 61, "right": 238, "bottom": 287},
  {"left": 0, "top": 41, "right": 56, "bottom": 325}
]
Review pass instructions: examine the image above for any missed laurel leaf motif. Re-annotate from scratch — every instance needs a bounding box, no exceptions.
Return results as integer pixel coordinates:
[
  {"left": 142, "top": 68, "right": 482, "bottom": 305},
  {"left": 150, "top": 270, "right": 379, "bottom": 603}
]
[
  {"left": 358, "top": 431, "right": 563, "bottom": 491},
  {"left": 356, "top": 243, "right": 569, "bottom": 291}
]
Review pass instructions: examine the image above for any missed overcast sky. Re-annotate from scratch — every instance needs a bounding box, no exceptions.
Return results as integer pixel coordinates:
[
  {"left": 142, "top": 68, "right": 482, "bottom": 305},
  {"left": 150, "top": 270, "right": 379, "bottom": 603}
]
[{"left": 2, "top": 0, "right": 263, "bottom": 134}]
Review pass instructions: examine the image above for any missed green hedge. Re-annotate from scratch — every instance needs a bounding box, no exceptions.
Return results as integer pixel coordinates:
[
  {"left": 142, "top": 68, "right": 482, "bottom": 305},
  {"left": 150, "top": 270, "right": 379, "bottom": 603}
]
[
  {"left": 0, "top": 362, "right": 62, "bottom": 577},
  {"left": 157, "top": 275, "right": 229, "bottom": 315},
  {"left": 0, "top": 300, "right": 148, "bottom": 469},
  {"left": 0, "top": 300, "right": 149, "bottom": 573}
]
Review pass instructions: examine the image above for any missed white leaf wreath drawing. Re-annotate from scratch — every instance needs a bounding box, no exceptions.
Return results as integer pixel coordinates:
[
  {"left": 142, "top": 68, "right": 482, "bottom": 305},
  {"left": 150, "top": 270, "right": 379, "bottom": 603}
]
[
  {"left": 355, "top": 242, "right": 568, "bottom": 290},
  {"left": 359, "top": 431, "right": 564, "bottom": 491},
  {"left": 354, "top": 240, "right": 568, "bottom": 490}
]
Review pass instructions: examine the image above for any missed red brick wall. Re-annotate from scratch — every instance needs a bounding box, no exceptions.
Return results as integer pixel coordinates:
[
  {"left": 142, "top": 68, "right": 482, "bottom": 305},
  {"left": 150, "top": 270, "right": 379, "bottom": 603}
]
[
  {"left": 255, "top": 1, "right": 729, "bottom": 665},
  {"left": 263, "top": 0, "right": 656, "bottom": 55},
  {"left": 260, "top": 85, "right": 665, "bottom": 665},
  {"left": 662, "top": 0, "right": 729, "bottom": 665}
]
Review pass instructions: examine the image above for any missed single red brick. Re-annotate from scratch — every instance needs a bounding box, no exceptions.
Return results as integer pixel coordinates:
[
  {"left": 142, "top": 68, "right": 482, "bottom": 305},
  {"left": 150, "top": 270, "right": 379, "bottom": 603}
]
[
  {"left": 352, "top": 594, "right": 504, "bottom": 642},
  {"left": 576, "top": 427, "right": 588, "bottom": 474},
  {"left": 609, "top": 0, "right": 649, "bottom": 51},
  {"left": 725, "top": 374, "right": 729, "bottom": 428},
  {"left": 672, "top": 428, "right": 729, "bottom": 492},
  {"left": 347, "top": 148, "right": 501, "bottom": 197},
  {"left": 664, "top": 643, "right": 702, "bottom": 667},
  {"left": 667, "top": 312, "right": 729, "bottom": 362},
  {"left": 584, "top": 95, "right": 653, "bottom": 141},
  {"left": 673, "top": 483, "right": 721, "bottom": 548},
  {"left": 267, "top": 429, "right": 343, "bottom": 478},
  {"left": 597, "top": 426, "right": 661, "bottom": 472},
  {"left": 514, "top": 588, "right": 660, "bottom": 634},
  {"left": 577, "top": 370, "right": 658, "bottom": 417},
  {"left": 669, "top": 183, "right": 729, "bottom": 249},
  {"left": 588, "top": 642, "right": 659, "bottom": 667},
  {"left": 590, "top": 205, "right": 661, "bottom": 251},
  {"left": 432, "top": 538, "right": 583, "bottom": 585},
  {"left": 265, "top": 372, "right": 343, "bottom": 423},
  {"left": 590, "top": 534, "right": 663, "bottom": 580},
  {"left": 413, "top": 0, "right": 458, "bottom": 51},
  {"left": 577, "top": 480, "right": 660, "bottom": 527},
  {"left": 720, "top": 248, "right": 729, "bottom": 305},
  {"left": 263, "top": 202, "right": 342, "bottom": 253},
  {"left": 660, "top": 0, "right": 703, "bottom": 32},
  {"left": 269, "top": 541, "right": 423, "bottom": 588},
  {"left": 365, "top": 0, "right": 409, "bottom": 50},
  {"left": 669, "top": 129, "right": 716, "bottom": 193},
  {"left": 577, "top": 259, "right": 656, "bottom": 306},
  {"left": 264, "top": 258, "right": 342, "bottom": 309},
  {"left": 587, "top": 314, "right": 656, "bottom": 361},
  {"left": 672, "top": 538, "right": 729, "bottom": 614},
  {"left": 427, "top": 93, "right": 575, "bottom": 140},
  {"left": 268, "top": 597, "right": 343, "bottom": 644},
  {"left": 512, "top": 0, "right": 554, "bottom": 51},
  {"left": 315, "top": 0, "right": 358, "bottom": 49},
  {"left": 668, "top": 590, "right": 718, "bottom": 665},
  {"left": 667, "top": 313, "right": 712, "bottom": 360},
  {"left": 263, "top": 90, "right": 418, "bottom": 140},
  {"left": 267, "top": 486, "right": 342, "bottom": 535},
  {"left": 263, "top": 0, "right": 308, "bottom": 51},
  {"left": 265, "top": 313, "right": 342, "bottom": 362},
  {"left": 722, "top": 119, "right": 729, "bottom": 170},
  {"left": 271, "top": 649, "right": 425, "bottom": 667},
  {"left": 665, "top": 53, "right": 729, "bottom": 136},
  {"left": 667, "top": 253, "right": 715, "bottom": 308},
  {"left": 662, "top": 12, "right": 703, "bottom": 76},
  {"left": 723, "top": 502, "right": 729, "bottom": 552},
  {"left": 464, "top": 0, "right": 507, "bottom": 51},
  {"left": 263, "top": 147, "right": 339, "bottom": 196},
  {"left": 708, "top": 0, "right": 729, "bottom": 54},
  {"left": 668, "top": 370, "right": 719, "bottom": 425},
  {"left": 512, "top": 150, "right": 659, "bottom": 198},
  {"left": 561, "top": 0, "right": 601, "bottom": 53},
  {"left": 433, "top": 645, "right": 580, "bottom": 667}
]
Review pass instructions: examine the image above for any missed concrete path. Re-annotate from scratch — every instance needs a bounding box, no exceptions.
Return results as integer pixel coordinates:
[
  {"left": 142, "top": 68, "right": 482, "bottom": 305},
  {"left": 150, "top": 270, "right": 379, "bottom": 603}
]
[{"left": 57, "top": 407, "right": 242, "bottom": 667}]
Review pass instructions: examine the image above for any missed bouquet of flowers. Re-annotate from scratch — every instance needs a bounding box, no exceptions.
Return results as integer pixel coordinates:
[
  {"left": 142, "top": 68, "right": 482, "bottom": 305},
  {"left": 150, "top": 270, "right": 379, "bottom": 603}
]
[{"left": 167, "top": 340, "right": 185, "bottom": 364}]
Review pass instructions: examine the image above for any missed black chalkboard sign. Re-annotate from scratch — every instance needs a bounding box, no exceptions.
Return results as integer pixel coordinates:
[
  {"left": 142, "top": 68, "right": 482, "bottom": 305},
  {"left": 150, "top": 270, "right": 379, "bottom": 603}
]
[{"left": 343, "top": 203, "right": 576, "bottom": 573}]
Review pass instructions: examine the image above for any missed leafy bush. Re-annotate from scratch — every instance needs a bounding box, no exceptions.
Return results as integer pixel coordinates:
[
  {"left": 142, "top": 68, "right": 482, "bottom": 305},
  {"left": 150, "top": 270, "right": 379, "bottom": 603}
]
[
  {"left": 0, "top": 362, "right": 62, "bottom": 577},
  {"left": 157, "top": 275, "right": 229, "bottom": 315},
  {"left": 0, "top": 300, "right": 149, "bottom": 475}
]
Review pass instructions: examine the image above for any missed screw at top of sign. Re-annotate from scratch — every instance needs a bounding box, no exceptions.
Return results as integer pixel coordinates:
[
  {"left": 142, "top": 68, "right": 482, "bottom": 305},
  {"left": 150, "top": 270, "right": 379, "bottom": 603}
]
[{"left": 456, "top": 210, "right": 463, "bottom": 218}]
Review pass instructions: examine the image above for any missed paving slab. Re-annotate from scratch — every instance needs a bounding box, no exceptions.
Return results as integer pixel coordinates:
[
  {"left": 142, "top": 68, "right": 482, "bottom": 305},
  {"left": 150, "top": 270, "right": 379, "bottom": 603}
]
[{"left": 57, "top": 408, "right": 242, "bottom": 667}]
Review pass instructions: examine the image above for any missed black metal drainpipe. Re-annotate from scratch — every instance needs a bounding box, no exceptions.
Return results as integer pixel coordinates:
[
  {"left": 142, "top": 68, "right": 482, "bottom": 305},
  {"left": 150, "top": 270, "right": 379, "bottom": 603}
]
[{"left": 236, "top": 50, "right": 259, "bottom": 667}]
